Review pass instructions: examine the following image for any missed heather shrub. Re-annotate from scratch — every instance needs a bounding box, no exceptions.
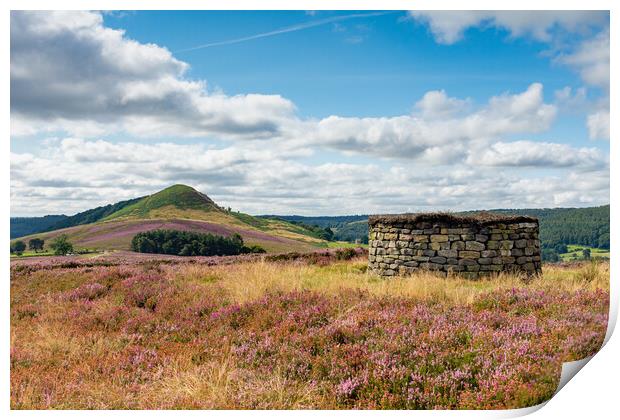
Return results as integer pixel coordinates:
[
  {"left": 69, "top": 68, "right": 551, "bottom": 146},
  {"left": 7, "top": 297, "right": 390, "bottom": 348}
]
[
  {"left": 121, "top": 273, "right": 169, "bottom": 310},
  {"left": 92, "top": 266, "right": 136, "bottom": 287},
  {"left": 335, "top": 248, "right": 357, "bottom": 261},
  {"left": 65, "top": 282, "right": 107, "bottom": 301},
  {"left": 82, "top": 302, "right": 128, "bottom": 331}
]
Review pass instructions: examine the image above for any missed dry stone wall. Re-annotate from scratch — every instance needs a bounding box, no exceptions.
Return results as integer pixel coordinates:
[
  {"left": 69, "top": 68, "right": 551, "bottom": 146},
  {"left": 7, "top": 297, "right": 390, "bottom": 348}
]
[{"left": 368, "top": 213, "right": 541, "bottom": 279}]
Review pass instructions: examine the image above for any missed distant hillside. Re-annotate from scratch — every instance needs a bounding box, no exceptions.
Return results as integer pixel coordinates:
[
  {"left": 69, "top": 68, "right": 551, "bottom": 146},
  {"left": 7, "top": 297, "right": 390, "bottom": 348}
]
[
  {"left": 11, "top": 185, "right": 327, "bottom": 253},
  {"left": 49, "top": 196, "right": 145, "bottom": 231},
  {"left": 474, "top": 206, "right": 610, "bottom": 250},
  {"left": 263, "top": 205, "right": 611, "bottom": 251},
  {"left": 10, "top": 215, "right": 68, "bottom": 238}
]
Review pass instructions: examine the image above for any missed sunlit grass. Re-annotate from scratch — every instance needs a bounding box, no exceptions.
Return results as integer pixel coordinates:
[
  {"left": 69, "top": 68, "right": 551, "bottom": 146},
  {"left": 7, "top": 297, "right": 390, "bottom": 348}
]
[{"left": 171, "top": 258, "right": 609, "bottom": 306}]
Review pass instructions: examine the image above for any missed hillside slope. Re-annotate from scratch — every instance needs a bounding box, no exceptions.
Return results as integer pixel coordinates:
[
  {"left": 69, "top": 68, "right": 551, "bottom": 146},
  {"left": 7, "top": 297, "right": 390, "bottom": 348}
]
[{"left": 13, "top": 185, "right": 327, "bottom": 253}]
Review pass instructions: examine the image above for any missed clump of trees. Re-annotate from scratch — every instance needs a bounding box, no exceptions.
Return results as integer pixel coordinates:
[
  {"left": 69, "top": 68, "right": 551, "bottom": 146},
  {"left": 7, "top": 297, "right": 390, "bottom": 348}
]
[
  {"left": 50, "top": 234, "right": 74, "bottom": 255},
  {"left": 131, "top": 229, "right": 266, "bottom": 257},
  {"left": 28, "top": 238, "right": 45, "bottom": 252},
  {"left": 11, "top": 240, "right": 26, "bottom": 255}
]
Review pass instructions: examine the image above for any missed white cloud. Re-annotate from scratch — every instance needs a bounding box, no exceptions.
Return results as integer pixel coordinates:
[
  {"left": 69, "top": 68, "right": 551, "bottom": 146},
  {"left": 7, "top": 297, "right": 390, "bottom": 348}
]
[
  {"left": 415, "top": 90, "right": 470, "bottom": 118},
  {"left": 306, "top": 83, "right": 556, "bottom": 161},
  {"left": 557, "top": 29, "right": 610, "bottom": 92},
  {"left": 408, "top": 11, "right": 608, "bottom": 44},
  {"left": 10, "top": 10, "right": 296, "bottom": 139},
  {"left": 470, "top": 140, "right": 608, "bottom": 169},
  {"left": 555, "top": 29, "right": 609, "bottom": 142},
  {"left": 587, "top": 110, "right": 610, "bottom": 140}
]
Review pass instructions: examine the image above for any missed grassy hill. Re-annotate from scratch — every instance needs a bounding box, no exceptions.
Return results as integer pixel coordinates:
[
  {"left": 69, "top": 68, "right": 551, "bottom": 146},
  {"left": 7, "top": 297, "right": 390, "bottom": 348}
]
[
  {"left": 11, "top": 185, "right": 328, "bottom": 253},
  {"left": 103, "top": 184, "right": 220, "bottom": 220}
]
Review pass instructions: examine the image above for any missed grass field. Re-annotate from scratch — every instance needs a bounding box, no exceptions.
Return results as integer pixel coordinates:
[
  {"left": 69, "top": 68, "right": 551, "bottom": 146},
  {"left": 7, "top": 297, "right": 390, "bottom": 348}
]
[
  {"left": 10, "top": 255, "right": 608, "bottom": 409},
  {"left": 559, "top": 244, "right": 610, "bottom": 262},
  {"left": 10, "top": 250, "right": 57, "bottom": 258}
]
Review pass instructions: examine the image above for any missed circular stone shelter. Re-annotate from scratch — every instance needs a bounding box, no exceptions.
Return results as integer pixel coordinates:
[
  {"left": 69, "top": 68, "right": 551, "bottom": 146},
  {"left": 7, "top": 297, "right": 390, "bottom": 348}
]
[{"left": 368, "top": 213, "right": 541, "bottom": 278}]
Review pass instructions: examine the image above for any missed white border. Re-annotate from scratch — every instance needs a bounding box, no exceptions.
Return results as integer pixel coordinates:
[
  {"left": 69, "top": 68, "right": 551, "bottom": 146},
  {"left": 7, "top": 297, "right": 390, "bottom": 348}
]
[{"left": 2, "top": 1, "right": 616, "bottom": 418}]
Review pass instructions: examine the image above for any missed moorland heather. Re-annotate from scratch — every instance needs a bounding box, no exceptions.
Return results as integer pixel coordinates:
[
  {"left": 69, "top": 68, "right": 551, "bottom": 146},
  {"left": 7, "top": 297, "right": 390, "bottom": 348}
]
[{"left": 10, "top": 254, "right": 608, "bottom": 409}]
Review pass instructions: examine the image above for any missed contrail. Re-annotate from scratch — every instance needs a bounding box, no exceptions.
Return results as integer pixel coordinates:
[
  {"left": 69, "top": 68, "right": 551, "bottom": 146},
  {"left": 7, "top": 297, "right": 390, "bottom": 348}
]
[{"left": 175, "top": 11, "right": 398, "bottom": 53}]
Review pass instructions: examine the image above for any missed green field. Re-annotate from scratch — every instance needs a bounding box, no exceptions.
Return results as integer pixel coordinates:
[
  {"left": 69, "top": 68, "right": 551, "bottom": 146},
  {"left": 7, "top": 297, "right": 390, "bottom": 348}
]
[
  {"left": 559, "top": 244, "right": 610, "bottom": 262},
  {"left": 9, "top": 250, "right": 56, "bottom": 258},
  {"left": 10, "top": 249, "right": 102, "bottom": 259},
  {"left": 327, "top": 241, "right": 368, "bottom": 249}
]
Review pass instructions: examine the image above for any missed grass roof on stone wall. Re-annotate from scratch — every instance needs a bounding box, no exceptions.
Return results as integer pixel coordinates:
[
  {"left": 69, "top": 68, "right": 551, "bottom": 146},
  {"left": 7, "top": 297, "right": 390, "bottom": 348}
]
[{"left": 368, "top": 212, "right": 538, "bottom": 227}]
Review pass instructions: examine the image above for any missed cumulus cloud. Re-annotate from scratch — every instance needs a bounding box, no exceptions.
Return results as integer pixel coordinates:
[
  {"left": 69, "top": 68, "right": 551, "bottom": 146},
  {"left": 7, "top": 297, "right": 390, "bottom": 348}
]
[
  {"left": 557, "top": 28, "right": 610, "bottom": 92},
  {"left": 470, "top": 140, "right": 608, "bottom": 169},
  {"left": 414, "top": 90, "right": 470, "bottom": 119},
  {"left": 10, "top": 10, "right": 296, "bottom": 139},
  {"left": 10, "top": 138, "right": 609, "bottom": 216},
  {"left": 587, "top": 110, "right": 610, "bottom": 140},
  {"left": 555, "top": 29, "right": 609, "bottom": 140},
  {"left": 408, "top": 11, "right": 608, "bottom": 44},
  {"left": 306, "top": 83, "right": 556, "bottom": 161}
]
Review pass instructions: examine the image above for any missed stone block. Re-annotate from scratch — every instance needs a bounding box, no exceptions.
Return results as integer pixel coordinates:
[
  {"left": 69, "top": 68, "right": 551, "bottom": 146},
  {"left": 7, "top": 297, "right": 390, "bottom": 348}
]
[
  {"left": 515, "top": 239, "right": 528, "bottom": 248},
  {"left": 438, "top": 249, "right": 458, "bottom": 258},
  {"left": 511, "top": 248, "right": 524, "bottom": 257},
  {"left": 459, "top": 250, "right": 481, "bottom": 259},
  {"left": 451, "top": 241, "right": 465, "bottom": 250},
  {"left": 430, "top": 242, "right": 450, "bottom": 251},
  {"left": 466, "top": 241, "right": 485, "bottom": 251}
]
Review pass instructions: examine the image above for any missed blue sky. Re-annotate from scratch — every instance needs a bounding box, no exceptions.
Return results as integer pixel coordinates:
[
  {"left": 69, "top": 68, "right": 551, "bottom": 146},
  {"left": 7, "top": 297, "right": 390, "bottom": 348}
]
[{"left": 10, "top": 10, "right": 610, "bottom": 216}]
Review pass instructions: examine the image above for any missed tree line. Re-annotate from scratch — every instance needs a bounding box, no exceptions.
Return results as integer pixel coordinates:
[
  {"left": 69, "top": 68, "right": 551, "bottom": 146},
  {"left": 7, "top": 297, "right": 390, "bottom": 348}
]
[
  {"left": 10, "top": 235, "right": 74, "bottom": 256},
  {"left": 131, "top": 229, "right": 266, "bottom": 257}
]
